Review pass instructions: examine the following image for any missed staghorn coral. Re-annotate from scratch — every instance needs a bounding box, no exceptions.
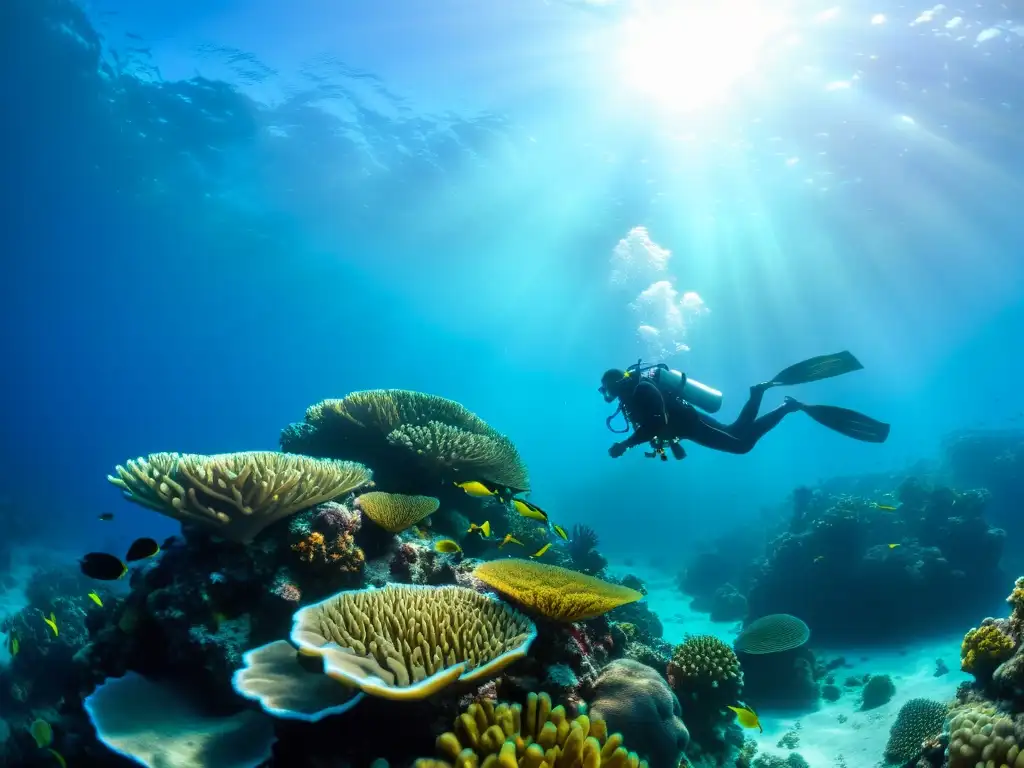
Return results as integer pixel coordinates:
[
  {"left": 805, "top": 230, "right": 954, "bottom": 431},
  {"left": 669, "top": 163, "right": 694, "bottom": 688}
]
[
  {"left": 288, "top": 390, "right": 529, "bottom": 492},
  {"left": 961, "top": 622, "right": 1015, "bottom": 678},
  {"left": 291, "top": 584, "right": 537, "bottom": 699},
  {"left": 735, "top": 614, "right": 810, "bottom": 655},
  {"left": 415, "top": 691, "right": 650, "bottom": 768},
  {"left": 108, "top": 451, "right": 372, "bottom": 543},
  {"left": 474, "top": 560, "right": 642, "bottom": 622},
  {"left": 946, "top": 707, "right": 1024, "bottom": 768},
  {"left": 668, "top": 635, "right": 743, "bottom": 704},
  {"left": 356, "top": 491, "right": 440, "bottom": 533},
  {"left": 883, "top": 698, "right": 947, "bottom": 765}
]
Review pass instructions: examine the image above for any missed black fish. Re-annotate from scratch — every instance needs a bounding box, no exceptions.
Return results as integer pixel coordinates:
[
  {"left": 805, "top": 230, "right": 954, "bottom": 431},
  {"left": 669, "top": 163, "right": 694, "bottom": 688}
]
[
  {"left": 98, "top": 513, "right": 114, "bottom": 521},
  {"left": 81, "top": 553, "right": 128, "bottom": 581},
  {"left": 125, "top": 537, "right": 160, "bottom": 562}
]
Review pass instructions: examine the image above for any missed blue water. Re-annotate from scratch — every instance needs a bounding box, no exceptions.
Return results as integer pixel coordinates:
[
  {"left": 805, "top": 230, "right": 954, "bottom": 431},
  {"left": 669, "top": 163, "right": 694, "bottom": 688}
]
[{"left": 2, "top": 0, "right": 1023, "bottom": 565}]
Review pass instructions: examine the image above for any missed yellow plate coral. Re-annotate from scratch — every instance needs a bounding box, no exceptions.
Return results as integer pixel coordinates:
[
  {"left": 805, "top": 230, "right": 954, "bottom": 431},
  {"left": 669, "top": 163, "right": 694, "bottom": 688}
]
[{"left": 473, "top": 560, "right": 643, "bottom": 622}]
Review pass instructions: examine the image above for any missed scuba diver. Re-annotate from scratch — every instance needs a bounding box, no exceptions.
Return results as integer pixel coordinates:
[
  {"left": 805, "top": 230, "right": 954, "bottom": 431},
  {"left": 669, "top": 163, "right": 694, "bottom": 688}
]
[{"left": 600, "top": 351, "right": 890, "bottom": 460}]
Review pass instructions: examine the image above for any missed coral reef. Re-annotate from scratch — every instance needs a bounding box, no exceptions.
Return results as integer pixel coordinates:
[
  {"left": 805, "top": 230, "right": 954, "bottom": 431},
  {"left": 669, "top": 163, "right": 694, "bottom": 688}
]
[
  {"left": 280, "top": 389, "right": 529, "bottom": 495},
  {"left": 416, "top": 691, "right": 651, "bottom": 768},
  {"left": 744, "top": 483, "right": 1006, "bottom": 644},
  {"left": 957, "top": 576, "right": 1024, "bottom": 706},
  {"left": 567, "top": 525, "right": 609, "bottom": 576},
  {"left": 946, "top": 707, "right": 1024, "bottom": 768}
]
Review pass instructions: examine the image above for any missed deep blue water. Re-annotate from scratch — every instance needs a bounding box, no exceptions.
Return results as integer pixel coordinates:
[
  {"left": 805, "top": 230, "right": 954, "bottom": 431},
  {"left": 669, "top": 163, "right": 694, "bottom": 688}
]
[{"left": 2, "top": 0, "right": 1023, "bottom": 566}]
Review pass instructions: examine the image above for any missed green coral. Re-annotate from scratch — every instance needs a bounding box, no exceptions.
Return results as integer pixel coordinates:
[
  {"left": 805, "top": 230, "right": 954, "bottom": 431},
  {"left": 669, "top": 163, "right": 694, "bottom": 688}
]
[
  {"left": 882, "top": 698, "right": 946, "bottom": 765},
  {"left": 860, "top": 674, "right": 895, "bottom": 711},
  {"left": 667, "top": 635, "right": 743, "bottom": 704}
]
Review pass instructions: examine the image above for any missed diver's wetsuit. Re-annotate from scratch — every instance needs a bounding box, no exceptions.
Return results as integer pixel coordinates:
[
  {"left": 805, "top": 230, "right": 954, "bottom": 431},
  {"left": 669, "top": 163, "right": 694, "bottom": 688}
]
[{"left": 617, "top": 379, "right": 796, "bottom": 455}]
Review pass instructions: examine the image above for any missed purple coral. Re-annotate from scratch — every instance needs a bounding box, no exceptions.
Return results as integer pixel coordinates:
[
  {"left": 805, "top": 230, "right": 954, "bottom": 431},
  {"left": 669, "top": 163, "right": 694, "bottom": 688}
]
[{"left": 314, "top": 502, "right": 361, "bottom": 536}]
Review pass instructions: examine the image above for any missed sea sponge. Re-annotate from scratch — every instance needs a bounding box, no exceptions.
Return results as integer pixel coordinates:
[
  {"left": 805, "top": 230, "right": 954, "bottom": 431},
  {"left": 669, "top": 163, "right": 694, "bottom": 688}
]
[
  {"left": 667, "top": 635, "right": 743, "bottom": 703},
  {"left": 298, "top": 390, "right": 530, "bottom": 492},
  {"left": 947, "top": 708, "right": 1024, "bottom": 768},
  {"left": 883, "top": 698, "right": 947, "bottom": 765},
  {"left": 734, "top": 614, "right": 810, "bottom": 655},
  {"left": 473, "top": 560, "right": 643, "bottom": 622},
  {"left": 355, "top": 491, "right": 440, "bottom": 533},
  {"left": 414, "top": 691, "right": 650, "bottom": 768},
  {"left": 108, "top": 451, "right": 372, "bottom": 543},
  {"left": 590, "top": 659, "right": 690, "bottom": 768},
  {"left": 961, "top": 622, "right": 1016, "bottom": 677},
  {"left": 291, "top": 584, "right": 537, "bottom": 699},
  {"left": 84, "top": 672, "right": 275, "bottom": 767}
]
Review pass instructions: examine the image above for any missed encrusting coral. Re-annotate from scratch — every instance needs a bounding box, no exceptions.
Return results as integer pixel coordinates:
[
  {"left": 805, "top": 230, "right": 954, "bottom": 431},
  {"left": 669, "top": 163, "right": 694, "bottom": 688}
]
[
  {"left": 356, "top": 490, "right": 440, "bottom": 533},
  {"left": 108, "top": 451, "right": 373, "bottom": 543},
  {"left": 283, "top": 389, "right": 530, "bottom": 493},
  {"left": 414, "top": 691, "right": 650, "bottom": 768},
  {"left": 474, "top": 560, "right": 643, "bottom": 622}
]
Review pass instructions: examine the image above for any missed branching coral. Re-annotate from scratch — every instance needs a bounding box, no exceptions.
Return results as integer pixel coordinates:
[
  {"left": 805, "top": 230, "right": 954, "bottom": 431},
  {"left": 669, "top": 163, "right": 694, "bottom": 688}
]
[
  {"left": 961, "top": 623, "right": 1015, "bottom": 677},
  {"left": 474, "top": 560, "right": 643, "bottom": 622},
  {"left": 291, "top": 530, "right": 365, "bottom": 575},
  {"left": 355, "top": 491, "right": 440, "bottom": 533},
  {"left": 415, "top": 691, "right": 650, "bottom": 768},
  {"left": 882, "top": 698, "right": 946, "bottom": 765},
  {"left": 108, "top": 451, "right": 372, "bottom": 543},
  {"left": 287, "top": 390, "right": 530, "bottom": 492}
]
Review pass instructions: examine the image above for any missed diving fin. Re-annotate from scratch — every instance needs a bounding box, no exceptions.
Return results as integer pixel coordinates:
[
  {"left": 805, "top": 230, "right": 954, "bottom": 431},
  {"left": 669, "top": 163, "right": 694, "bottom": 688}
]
[
  {"left": 769, "top": 351, "right": 864, "bottom": 387},
  {"left": 789, "top": 399, "right": 891, "bottom": 443}
]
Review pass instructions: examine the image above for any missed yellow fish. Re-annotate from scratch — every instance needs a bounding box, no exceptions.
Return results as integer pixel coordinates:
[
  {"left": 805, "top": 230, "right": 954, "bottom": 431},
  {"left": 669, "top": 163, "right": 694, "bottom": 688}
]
[
  {"left": 42, "top": 613, "right": 58, "bottom": 637},
  {"left": 726, "top": 705, "right": 763, "bottom": 733},
  {"left": 499, "top": 534, "right": 523, "bottom": 549},
  {"left": 30, "top": 718, "right": 53, "bottom": 747},
  {"left": 888, "top": 543, "right": 901, "bottom": 549},
  {"left": 48, "top": 749, "right": 67, "bottom": 768},
  {"left": 513, "top": 499, "right": 549, "bottom": 523},
  {"left": 455, "top": 480, "right": 510, "bottom": 503},
  {"left": 6, "top": 632, "right": 18, "bottom": 656},
  {"left": 435, "top": 539, "right": 462, "bottom": 554},
  {"left": 874, "top": 503, "right": 898, "bottom": 511},
  {"left": 552, "top": 524, "right": 569, "bottom": 541},
  {"left": 88, "top": 591, "right": 103, "bottom": 607},
  {"left": 813, "top": 555, "right": 825, "bottom": 563},
  {"left": 530, "top": 543, "right": 552, "bottom": 558},
  {"left": 468, "top": 521, "right": 492, "bottom": 538}
]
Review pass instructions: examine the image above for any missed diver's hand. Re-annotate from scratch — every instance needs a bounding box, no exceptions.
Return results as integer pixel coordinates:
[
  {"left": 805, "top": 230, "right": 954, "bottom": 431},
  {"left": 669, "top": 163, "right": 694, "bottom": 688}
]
[{"left": 608, "top": 442, "right": 627, "bottom": 459}]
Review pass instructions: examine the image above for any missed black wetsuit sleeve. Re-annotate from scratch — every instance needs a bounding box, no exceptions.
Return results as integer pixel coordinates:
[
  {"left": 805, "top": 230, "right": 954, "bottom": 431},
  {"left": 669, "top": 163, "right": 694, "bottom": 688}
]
[{"left": 622, "top": 381, "right": 667, "bottom": 448}]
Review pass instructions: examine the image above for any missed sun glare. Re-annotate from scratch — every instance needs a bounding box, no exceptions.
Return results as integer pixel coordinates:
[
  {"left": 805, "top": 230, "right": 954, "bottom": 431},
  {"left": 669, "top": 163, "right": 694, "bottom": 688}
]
[{"left": 616, "top": 1, "right": 793, "bottom": 112}]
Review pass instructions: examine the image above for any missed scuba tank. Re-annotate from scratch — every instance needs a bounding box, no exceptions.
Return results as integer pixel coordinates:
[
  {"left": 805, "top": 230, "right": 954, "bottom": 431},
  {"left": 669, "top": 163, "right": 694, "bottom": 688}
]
[{"left": 650, "top": 366, "right": 724, "bottom": 414}]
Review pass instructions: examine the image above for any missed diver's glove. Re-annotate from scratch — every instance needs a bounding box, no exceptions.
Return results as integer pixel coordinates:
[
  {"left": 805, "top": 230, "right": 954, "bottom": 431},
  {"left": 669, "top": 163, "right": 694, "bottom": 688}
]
[{"left": 608, "top": 442, "right": 627, "bottom": 459}]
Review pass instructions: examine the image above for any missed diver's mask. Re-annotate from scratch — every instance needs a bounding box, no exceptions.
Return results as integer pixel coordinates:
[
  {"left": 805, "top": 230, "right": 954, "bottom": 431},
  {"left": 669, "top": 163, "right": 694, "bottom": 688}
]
[{"left": 599, "top": 368, "right": 630, "bottom": 403}]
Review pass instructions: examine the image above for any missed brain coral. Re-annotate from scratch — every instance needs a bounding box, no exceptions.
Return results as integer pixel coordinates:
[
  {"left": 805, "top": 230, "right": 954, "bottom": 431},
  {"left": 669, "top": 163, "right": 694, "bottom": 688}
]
[
  {"left": 590, "top": 659, "right": 690, "bottom": 768},
  {"left": 734, "top": 614, "right": 810, "bottom": 655},
  {"left": 291, "top": 390, "right": 530, "bottom": 492},
  {"left": 883, "top": 698, "right": 947, "bottom": 765},
  {"left": 473, "top": 560, "right": 643, "bottom": 622},
  {"left": 355, "top": 491, "right": 440, "bottom": 533},
  {"left": 415, "top": 691, "right": 650, "bottom": 768},
  {"left": 291, "top": 584, "right": 537, "bottom": 699},
  {"left": 947, "top": 707, "right": 1024, "bottom": 768},
  {"left": 667, "top": 635, "right": 743, "bottom": 704},
  {"left": 108, "top": 451, "right": 372, "bottom": 543}
]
